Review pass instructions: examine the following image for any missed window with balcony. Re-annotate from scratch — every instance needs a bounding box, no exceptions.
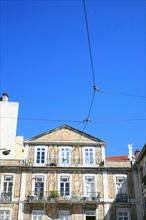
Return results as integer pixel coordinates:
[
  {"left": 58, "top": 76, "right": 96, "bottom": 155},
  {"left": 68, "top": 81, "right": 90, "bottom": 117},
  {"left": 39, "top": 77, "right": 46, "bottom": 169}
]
[
  {"left": 83, "top": 147, "right": 95, "bottom": 165},
  {"left": 115, "top": 175, "right": 127, "bottom": 202},
  {"left": 34, "top": 176, "right": 44, "bottom": 199},
  {"left": 1, "top": 176, "right": 13, "bottom": 201},
  {"left": 32, "top": 210, "right": 43, "bottom": 220},
  {"left": 0, "top": 210, "right": 10, "bottom": 220},
  {"left": 84, "top": 176, "right": 95, "bottom": 199},
  {"left": 35, "top": 146, "right": 46, "bottom": 165},
  {"left": 59, "top": 147, "right": 70, "bottom": 165},
  {"left": 60, "top": 176, "right": 70, "bottom": 196},
  {"left": 59, "top": 211, "right": 70, "bottom": 220}
]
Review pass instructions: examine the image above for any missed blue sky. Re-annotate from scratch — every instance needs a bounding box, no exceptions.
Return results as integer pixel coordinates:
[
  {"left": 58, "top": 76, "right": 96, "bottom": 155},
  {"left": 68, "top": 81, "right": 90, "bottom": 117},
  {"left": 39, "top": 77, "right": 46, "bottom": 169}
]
[{"left": 1, "top": 0, "right": 145, "bottom": 156}]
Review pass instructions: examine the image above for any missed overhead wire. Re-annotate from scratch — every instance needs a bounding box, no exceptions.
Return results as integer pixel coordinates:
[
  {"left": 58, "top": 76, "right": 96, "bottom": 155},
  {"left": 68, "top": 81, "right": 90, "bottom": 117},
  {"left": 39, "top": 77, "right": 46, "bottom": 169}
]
[
  {"left": 77, "top": 0, "right": 145, "bottom": 144},
  {"left": 94, "top": 88, "right": 146, "bottom": 98},
  {"left": 83, "top": 0, "right": 96, "bottom": 87},
  {"left": 74, "top": 0, "right": 97, "bottom": 144},
  {"left": 0, "top": 116, "right": 145, "bottom": 123},
  {"left": 82, "top": 0, "right": 97, "bottom": 126}
]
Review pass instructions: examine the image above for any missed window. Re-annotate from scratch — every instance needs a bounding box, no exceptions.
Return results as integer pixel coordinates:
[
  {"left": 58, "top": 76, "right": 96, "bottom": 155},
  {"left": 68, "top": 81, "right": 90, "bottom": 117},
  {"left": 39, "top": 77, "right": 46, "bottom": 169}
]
[
  {"left": 115, "top": 176, "right": 127, "bottom": 194},
  {"left": 59, "top": 147, "right": 70, "bottom": 165},
  {"left": 35, "top": 146, "right": 46, "bottom": 165},
  {"left": 34, "top": 176, "right": 44, "bottom": 199},
  {"left": 117, "top": 210, "right": 130, "bottom": 220},
  {"left": 2, "top": 176, "right": 13, "bottom": 201},
  {"left": 85, "top": 210, "right": 96, "bottom": 220},
  {"left": 0, "top": 210, "right": 10, "bottom": 220},
  {"left": 59, "top": 211, "right": 70, "bottom": 220},
  {"left": 32, "top": 210, "right": 43, "bottom": 220},
  {"left": 83, "top": 147, "right": 95, "bottom": 165},
  {"left": 60, "top": 176, "right": 70, "bottom": 196},
  {"left": 84, "top": 176, "right": 95, "bottom": 198}
]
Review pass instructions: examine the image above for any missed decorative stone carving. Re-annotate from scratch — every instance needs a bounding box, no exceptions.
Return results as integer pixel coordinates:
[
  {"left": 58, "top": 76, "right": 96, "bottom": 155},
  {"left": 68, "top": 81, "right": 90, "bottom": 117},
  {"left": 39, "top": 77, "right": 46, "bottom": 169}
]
[
  {"left": 72, "top": 146, "right": 82, "bottom": 165},
  {"left": 47, "top": 173, "right": 57, "bottom": 191},
  {"left": 95, "top": 146, "right": 102, "bottom": 164},
  {"left": 108, "top": 172, "right": 115, "bottom": 198},
  {"left": 28, "top": 146, "right": 34, "bottom": 161},
  {"left": 11, "top": 204, "right": 18, "bottom": 220},
  {"left": 48, "top": 204, "right": 58, "bottom": 219},
  {"left": 106, "top": 161, "right": 131, "bottom": 168},
  {"left": 30, "top": 128, "right": 98, "bottom": 143},
  {"left": 14, "top": 172, "right": 21, "bottom": 197},
  {"left": 98, "top": 204, "right": 104, "bottom": 220},
  {"left": 72, "top": 205, "right": 83, "bottom": 220},
  {"left": 97, "top": 172, "right": 103, "bottom": 197},
  {"left": 48, "top": 146, "right": 58, "bottom": 163},
  {"left": 72, "top": 172, "right": 82, "bottom": 195},
  {"left": 25, "top": 173, "right": 33, "bottom": 196}
]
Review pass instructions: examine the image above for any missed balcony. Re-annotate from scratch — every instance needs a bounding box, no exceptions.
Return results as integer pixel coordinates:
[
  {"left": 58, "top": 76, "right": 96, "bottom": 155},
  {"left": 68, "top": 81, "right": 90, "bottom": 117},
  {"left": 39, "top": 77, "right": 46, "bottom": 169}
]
[
  {"left": 25, "top": 191, "right": 100, "bottom": 203},
  {"left": 116, "top": 193, "right": 128, "bottom": 203},
  {"left": 0, "top": 192, "right": 12, "bottom": 202},
  {"left": 24, "top": 158, "right": 102, "bottom": 168}
]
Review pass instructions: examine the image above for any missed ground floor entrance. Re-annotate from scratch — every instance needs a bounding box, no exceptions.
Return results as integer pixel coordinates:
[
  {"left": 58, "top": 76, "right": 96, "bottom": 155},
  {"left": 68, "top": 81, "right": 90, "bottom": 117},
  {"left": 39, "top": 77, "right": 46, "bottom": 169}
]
[
  {"left": 85, "top": 210, "right": 96, "bottom": 220},
  {"left": 86, "top": 217, "right": 96, "bottom": 220}
]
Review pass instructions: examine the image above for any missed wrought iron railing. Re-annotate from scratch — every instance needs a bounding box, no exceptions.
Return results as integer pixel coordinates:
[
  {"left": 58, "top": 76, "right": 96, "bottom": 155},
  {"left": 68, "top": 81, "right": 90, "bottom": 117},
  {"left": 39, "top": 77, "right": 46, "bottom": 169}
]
[
  {"left": 116, "top": 193, "right": 128, "bottom": 202},
  {"left": 25, "top": 191, "right": 100, "bottom": 203},
  {"left": 0, "top": 192, "right": 12, "bottom": 201},
  {"left": 24, "top": 158, "right": 102, "bottom": 167}
]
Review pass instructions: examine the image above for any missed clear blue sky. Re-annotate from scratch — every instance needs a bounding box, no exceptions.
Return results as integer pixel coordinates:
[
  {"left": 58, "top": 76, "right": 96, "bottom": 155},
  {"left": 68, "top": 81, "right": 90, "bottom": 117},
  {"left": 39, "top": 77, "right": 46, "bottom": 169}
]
[{"left": 1, "top": 0, "right": 145, "bottom": 156}]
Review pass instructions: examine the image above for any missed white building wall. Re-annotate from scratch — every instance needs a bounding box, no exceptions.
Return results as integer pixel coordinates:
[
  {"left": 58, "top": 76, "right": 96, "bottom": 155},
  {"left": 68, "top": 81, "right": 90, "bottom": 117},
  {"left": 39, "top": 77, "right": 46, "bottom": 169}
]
[
  {"left": 103, "top": 170, "right": 110, "bottom": 220},
  {"left": 133, "top": 170, "right": 143, "bottom": 220},
  {"left": 0, "top": 94, "right": 19, "bottom": 159}
]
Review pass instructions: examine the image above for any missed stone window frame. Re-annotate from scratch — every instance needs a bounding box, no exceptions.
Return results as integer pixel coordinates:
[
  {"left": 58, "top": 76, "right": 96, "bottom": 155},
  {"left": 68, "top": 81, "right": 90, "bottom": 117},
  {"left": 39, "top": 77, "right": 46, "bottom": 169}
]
[
  {"left": 0, "top": 209, "right": 12, "bottom": 220},
  {"left": 58, "top": 146, "right": 72, "bottom": 166},
  {"left": 34, "top": 145, "right": 47, "bottom": 166},
  {"left": 32, "top": 210, "right": 44, "bottom": 220},
  {"left": 1, "top": 173, "right": 15, "bottom": 201},
  {"left": 59, "top": 210, "right": 70, "bottom": 219},
  {"left": 32, "top": 174, "right": 46, "bottom": 198},
  {"left": 58, "top": 173, "right": 71, "bottom": 197},
  {"left": 116, "top": 208, "right": 131, "bottom": 220},
  {"left": 82, "top": 146, "right": 95, "bottom": 166},
  {"left": 85, "top": 210, "right": 96, "bottom": 216}
]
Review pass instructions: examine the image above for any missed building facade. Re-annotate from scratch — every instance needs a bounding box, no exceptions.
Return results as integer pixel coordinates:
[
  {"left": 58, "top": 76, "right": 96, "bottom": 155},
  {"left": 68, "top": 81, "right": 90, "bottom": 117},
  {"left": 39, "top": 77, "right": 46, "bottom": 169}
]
[
  {"left": 135, "top": 143, "right": 146, "bottom": 220},
  {"left": 0, "top": 123, "right": 143, "bottom": 220},
  {"left": 0, "top": 93, "right": 19, "bottom": 159}
]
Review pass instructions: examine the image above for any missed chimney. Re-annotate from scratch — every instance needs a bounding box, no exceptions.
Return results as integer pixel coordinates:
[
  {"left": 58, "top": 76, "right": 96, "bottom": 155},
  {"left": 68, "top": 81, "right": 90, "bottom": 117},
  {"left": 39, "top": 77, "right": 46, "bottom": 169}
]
[
  {"left": 2, "top": 93, "right": 9, "bottom": 101},
  {"left": 134, "top": 149, "right": 140, "bottom": 159}
]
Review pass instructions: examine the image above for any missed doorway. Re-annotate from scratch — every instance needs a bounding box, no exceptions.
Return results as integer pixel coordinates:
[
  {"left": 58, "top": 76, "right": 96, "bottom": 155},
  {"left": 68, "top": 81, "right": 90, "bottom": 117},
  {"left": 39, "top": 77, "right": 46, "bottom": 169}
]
[
  {"left": 86, "top": 217, "right": 96, "bottom": 220},
  {"left": 85, "top": 211, "right": 96, "bottom": 220}
]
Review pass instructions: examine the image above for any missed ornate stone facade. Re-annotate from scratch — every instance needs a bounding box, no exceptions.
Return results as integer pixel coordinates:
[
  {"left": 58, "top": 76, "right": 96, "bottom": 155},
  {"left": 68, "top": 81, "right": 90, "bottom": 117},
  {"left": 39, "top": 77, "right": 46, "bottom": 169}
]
[
  {"left": 0, "top": 124, "right": 142, "bottom": 220},
  {"left": 108, "top": 172, "right": 115, "bottom": 199}
]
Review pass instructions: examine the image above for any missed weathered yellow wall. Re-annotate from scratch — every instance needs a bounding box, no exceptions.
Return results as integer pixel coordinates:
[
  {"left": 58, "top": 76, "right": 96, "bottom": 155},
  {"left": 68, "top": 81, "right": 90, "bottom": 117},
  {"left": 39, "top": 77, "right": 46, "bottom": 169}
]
[{"left": 14, "top": 136, "right": 25, "bottom": 159}]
